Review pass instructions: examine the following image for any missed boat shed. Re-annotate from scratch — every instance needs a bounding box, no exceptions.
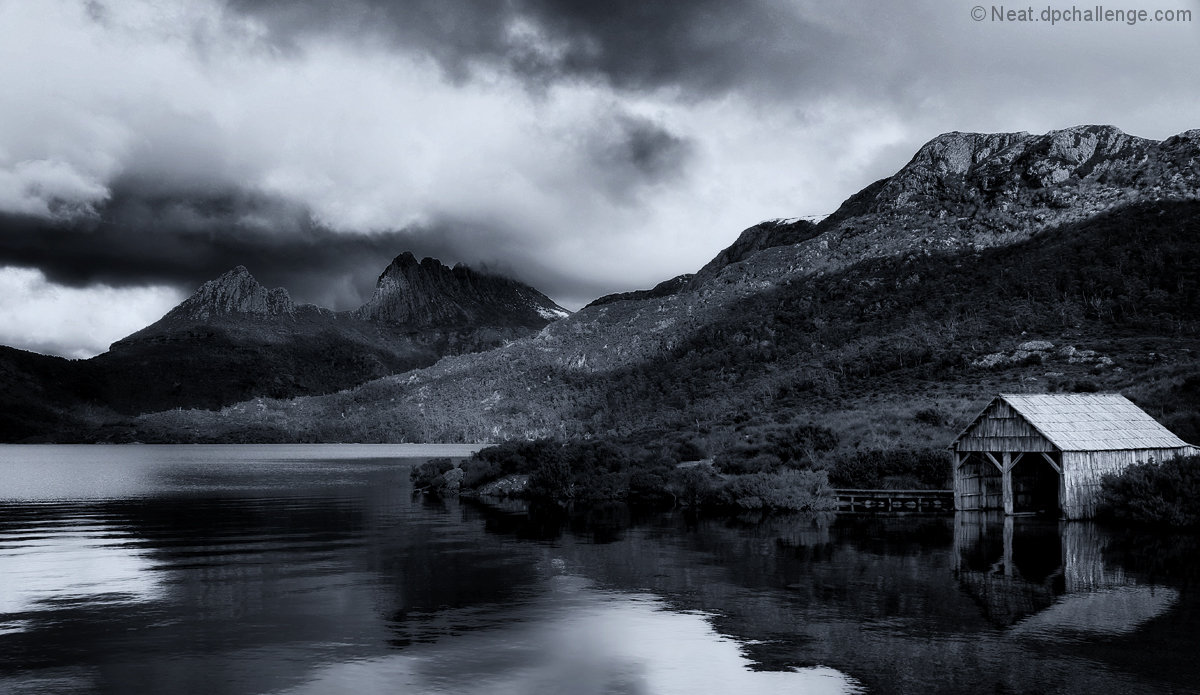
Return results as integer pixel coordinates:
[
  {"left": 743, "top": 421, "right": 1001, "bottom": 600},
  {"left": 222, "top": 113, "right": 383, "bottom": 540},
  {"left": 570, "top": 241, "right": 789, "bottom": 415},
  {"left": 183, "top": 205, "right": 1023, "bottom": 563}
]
[{"left": 952, "top": 393, "right": 1196, "bottom": 519}]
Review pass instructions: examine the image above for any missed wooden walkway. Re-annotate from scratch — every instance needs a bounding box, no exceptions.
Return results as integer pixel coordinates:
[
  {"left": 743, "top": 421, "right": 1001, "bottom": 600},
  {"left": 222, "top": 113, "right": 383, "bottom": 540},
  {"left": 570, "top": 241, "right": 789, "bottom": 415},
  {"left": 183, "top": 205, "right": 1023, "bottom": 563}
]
[{"left": 835, "top": 489, "right": 954, "bottom": 513}]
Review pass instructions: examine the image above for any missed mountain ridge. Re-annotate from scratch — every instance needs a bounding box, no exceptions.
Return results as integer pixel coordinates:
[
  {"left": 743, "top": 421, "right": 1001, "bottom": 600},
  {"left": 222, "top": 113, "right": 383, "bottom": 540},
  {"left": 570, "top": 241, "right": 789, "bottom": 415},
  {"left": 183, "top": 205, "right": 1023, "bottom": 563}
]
[
  {"left": 111, "top": 124, "right": 1200, "bottom": 449},
  {"left": 0, "top": 252, "right": 570, "bottom": 440}
]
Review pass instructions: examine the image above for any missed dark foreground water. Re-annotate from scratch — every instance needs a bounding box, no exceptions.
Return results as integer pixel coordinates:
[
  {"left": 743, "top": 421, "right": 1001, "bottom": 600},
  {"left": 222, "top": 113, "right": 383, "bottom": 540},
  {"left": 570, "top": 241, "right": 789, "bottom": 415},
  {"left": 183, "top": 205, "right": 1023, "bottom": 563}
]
[{"left": 1, "top": 446, "right": 1198, "bottom": 695}]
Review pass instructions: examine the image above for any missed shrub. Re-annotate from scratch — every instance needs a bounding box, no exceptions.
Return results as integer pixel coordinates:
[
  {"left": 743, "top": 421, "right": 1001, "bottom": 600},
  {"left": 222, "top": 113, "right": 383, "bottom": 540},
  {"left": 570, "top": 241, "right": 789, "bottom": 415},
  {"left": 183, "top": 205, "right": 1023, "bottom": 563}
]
[
  {"left": 527, "top": 458, "right": 574, "bottom": 502},
  {"left": 914, "top": 407, "right": 947, "bottom": 427},
  {"left": 669, "top": 465, "right": 721, "bottom": 506},
  {"left": 471, "top": 439, "right": 562, "bottom": 475},
  {"left": 628, "top": 468, "right": 675, "bottom": 505},
  {"left": 715, "top": 469, "right": 836, "bottom": 511},
  {"left": 1098, "top": 455, "right": 1200, "bottom": 526},
  {"left": 827, "top": 448, "right": 950, "bottom": 489},
  {"left": 463, "top": 439, "right": 565, "bottom": 488},
  {"left": 411, "top": 458, "right": 455, "bottom": 489},
  {"left": 769, "top": 424, "right": 839, "bottom": 466},
  {"left": 673, "top": 440, "right": 707, "bottom": 462},
  {"left": 713, "top": 424, "right": 838, "bottom": 474},
  {"left": 714, "top": 448, "right": 782, "bottom": 475}
]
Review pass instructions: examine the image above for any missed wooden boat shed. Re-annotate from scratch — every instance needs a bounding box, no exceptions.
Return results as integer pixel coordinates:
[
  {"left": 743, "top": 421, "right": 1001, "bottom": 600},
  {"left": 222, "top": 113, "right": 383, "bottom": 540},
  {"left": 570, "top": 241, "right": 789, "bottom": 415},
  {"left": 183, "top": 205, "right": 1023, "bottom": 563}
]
[{"left": 952, "top": 393, "right": 1196, "bottom": 519}]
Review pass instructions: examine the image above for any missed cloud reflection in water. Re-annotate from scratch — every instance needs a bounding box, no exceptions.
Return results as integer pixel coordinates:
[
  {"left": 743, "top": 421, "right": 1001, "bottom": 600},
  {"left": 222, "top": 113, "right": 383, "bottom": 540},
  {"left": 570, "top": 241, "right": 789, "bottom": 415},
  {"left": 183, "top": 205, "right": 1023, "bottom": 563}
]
[
  {"left": 282, "top": 575, "right": 862, "bottom": 695},
  {"left": 0, "top": 513, "right": 162, "bottom": 617}
]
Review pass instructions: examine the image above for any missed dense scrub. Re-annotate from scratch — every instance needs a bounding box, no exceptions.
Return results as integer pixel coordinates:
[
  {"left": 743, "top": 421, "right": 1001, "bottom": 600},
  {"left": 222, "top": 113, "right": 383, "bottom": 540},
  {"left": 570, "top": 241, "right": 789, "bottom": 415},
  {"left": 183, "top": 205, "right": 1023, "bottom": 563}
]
[
  {"left": 825, "top": 448, "right": 951, "bottom": 490},
  {"left": 1099, "top": 455, "right": 1200, "bottom": 526},
  {"left": 414, "top": 437, "right": 837, "bottom": 512}
]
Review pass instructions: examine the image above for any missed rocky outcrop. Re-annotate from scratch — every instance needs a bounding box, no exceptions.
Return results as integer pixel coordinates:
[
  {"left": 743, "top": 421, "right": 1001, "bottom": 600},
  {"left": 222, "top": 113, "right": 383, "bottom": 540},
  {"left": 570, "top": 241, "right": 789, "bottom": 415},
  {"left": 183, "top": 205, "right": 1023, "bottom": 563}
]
[
  {"left": 586, "top": 274, "right": 694, "bottom": 308},
  {"left": 165, "top": 266, "right": 297, "bottom": 320},
  {"left": 355, "top": 252, "right": 569, "bottom": 328},
  {"left": 473, "top": 474, "right": 530, "bottom": 498},
  {"left": 687, "top": 218, "right": 819, "bottom": 289},
  {"left": 847, "top": 125, "right": 1200, "bottom": 216}
]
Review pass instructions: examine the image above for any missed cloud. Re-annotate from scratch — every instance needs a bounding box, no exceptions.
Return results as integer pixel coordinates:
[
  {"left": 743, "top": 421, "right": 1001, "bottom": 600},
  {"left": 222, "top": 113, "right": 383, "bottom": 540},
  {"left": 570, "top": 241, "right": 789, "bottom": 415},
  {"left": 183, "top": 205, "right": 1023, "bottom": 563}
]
[
  {"left": 0, "top": 267, "right": 182, "bottom": 359},
  {"left": 0, "top": 160, "right": 110, "bottom": 220},
  {"left": 3, "top": 0, "right": 1200, "bottom": 357},
  {"left": 223, "top": 0, "right": 805, "bottom": 91}
]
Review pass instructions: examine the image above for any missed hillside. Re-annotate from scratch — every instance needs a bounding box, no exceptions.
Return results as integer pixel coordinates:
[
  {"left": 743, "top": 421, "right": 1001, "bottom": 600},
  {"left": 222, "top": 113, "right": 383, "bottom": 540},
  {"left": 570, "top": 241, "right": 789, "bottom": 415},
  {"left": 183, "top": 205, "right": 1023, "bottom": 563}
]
[{"left": 109, "top": 125, "right": 1200, "bottom": 455}]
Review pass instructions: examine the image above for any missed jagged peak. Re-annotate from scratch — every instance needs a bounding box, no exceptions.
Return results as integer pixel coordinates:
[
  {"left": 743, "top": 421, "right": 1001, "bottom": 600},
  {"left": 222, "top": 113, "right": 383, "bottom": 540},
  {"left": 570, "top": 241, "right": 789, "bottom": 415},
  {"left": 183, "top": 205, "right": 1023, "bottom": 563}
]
[
  {"left": 170, "top": 266, "right": 296, "bottom": 320},
  {"left": 357, "top": 251, "right": 567, "bottom": 328}
]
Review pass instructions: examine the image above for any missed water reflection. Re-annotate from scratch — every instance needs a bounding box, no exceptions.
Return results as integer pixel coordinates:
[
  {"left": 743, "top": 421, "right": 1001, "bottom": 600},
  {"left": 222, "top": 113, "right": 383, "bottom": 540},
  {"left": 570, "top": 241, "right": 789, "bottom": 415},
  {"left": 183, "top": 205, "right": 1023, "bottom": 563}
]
[
  {"left": 293, "top": 577, "right": 862, "bottom": 695},
  {"left": 952, "top": 512, "right": 1180, "bottom": 637},
  {"left": 0, "top": 504, "right": 163, "bottom": 615},
  {"left": 1, "top": 446, "right": 1198, "bottom": 695}
]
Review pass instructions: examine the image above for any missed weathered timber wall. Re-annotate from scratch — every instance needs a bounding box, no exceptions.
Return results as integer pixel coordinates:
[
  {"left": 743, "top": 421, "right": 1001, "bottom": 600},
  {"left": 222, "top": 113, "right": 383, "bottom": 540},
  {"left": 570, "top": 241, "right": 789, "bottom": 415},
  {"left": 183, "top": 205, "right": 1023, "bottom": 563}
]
[
  {"left": 957, "top": 401, "right": 1054, "bottom": 452},
  {"left": 954, "top": 453, "right": 1003, "bottom": 511},
  {"left": 1062, "top": 447, "right": 1193, "bottom": 519}
]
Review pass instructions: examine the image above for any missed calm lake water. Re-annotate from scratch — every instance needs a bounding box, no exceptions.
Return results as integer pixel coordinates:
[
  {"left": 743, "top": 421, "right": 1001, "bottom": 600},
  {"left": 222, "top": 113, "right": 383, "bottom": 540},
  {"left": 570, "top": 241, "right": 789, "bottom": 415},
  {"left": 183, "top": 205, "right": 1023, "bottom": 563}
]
[{"left": 1, "top": 445, "right": 1198, "bottom": 695}]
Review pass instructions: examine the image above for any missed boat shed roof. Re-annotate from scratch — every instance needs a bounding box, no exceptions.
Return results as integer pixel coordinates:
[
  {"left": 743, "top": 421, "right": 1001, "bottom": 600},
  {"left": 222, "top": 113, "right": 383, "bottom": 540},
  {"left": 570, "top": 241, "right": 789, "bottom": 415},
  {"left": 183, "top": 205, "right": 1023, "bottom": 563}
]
[{"left": 954, "top": 393, "right": 1194, "bottom": 452}]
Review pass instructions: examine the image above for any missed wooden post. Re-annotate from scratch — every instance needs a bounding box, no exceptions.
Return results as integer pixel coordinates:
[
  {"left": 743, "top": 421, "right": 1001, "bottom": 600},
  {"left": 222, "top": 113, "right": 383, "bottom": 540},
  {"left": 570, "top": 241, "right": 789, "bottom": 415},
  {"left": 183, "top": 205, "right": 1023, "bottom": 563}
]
[
  {"left": 1002, "top": 451, "right": 1014, "bottom": 515},
  {"left": 953, "top": 451, "right": 962, "bottom": 511},
  {"left": 1003, "top": 514, "right": 1014, "bottom": 577}
]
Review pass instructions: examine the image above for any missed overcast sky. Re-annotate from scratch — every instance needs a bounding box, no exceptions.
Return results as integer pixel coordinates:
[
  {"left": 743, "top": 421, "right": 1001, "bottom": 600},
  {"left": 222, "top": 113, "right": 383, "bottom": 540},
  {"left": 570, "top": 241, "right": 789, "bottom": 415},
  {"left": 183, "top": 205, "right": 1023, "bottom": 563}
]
[{"left": 2, "top": 0, "right": 1199, "bottom": 357}]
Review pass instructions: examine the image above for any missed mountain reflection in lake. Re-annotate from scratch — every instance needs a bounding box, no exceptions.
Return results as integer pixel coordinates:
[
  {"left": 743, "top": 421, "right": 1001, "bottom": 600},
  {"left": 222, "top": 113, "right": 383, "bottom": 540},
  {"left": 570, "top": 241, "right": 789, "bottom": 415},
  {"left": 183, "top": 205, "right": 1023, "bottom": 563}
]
[{"left": 1, "top": 446, "right": 1198, "bottom": 694}]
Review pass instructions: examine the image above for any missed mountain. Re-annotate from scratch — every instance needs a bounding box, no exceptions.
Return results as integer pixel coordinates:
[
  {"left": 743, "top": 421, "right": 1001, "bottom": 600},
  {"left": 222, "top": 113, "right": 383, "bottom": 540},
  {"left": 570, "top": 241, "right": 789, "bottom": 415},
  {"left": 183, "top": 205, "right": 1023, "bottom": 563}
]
[
  {"left": 357, "top": 252, "right": 569, "bottom": 327},
  {"left": 115, "top": 125, "right": 1200, "bottom": 452},
  {"left": 0, "top": 254, "right": 568, "bottom": 441},
  {"left": 159, "top": 265, "right": 302, "bottom": 320}
]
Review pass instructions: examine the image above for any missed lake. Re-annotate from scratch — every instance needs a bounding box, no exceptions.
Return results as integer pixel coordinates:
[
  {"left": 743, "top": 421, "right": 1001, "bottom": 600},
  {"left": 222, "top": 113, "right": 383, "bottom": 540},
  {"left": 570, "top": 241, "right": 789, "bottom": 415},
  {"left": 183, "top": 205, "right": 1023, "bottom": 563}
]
[{"left": 1, "top": 445, "right": 1197, "bottom": 694}]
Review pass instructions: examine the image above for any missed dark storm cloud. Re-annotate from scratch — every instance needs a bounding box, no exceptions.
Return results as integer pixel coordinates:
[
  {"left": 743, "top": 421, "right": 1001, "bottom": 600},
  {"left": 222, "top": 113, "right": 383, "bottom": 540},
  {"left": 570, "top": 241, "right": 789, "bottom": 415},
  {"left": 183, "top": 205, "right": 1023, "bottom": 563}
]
[
  {"left": 588, "top": 114, "right": 693, "bottom": 202},
  {"left": 0, "top": 179, "right": 531, "bottom": 310},
  {"left": 223, "top": 0, "right": 876, "bottom": 97}
]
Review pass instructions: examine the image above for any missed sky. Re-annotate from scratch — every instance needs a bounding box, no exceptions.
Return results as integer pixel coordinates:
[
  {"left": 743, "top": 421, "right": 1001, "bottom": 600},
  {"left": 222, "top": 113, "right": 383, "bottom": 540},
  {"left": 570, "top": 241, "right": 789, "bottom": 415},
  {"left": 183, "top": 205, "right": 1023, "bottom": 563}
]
[{"left": 2, "top": 0, "right": 1199, "bottom": 358}]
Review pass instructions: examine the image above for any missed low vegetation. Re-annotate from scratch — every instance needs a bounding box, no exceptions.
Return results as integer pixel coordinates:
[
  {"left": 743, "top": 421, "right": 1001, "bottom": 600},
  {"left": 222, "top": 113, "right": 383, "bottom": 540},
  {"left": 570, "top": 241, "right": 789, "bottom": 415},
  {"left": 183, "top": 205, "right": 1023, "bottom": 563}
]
[
  {"left": 1099, "top": 455, "right": 1200, "bottom": 526},
  {"left": 411, "top": 438, "right": 838, "bottom": 512}
]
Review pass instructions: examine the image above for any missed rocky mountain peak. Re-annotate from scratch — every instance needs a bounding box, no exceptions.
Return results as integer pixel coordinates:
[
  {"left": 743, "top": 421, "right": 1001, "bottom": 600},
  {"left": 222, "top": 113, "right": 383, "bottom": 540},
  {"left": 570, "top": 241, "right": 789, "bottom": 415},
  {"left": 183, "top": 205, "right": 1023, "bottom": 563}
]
[
  {"left": 835, "top": 124, "right": 1190, "bottom": 219},
  {"left": 169, "top": 266, "right": 297, "bottom": 320},
  {"left": 355, "top": 252, "right": 568, "bottom": 328}
]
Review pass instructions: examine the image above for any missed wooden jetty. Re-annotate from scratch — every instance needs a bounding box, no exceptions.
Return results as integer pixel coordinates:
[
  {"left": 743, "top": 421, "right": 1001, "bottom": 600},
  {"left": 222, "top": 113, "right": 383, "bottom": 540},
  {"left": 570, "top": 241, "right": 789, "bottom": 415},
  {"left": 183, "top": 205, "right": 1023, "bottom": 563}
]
[{"left": 835, "top": 489, "right": 954, "bottom": 512}]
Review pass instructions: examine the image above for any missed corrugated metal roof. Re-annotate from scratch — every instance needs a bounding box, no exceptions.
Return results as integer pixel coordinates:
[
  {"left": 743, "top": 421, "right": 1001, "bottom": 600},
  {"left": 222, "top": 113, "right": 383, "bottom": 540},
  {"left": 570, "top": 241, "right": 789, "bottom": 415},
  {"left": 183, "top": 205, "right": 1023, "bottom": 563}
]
[{"left": 954, "top": 393, "right": 1194, "bottom": 451}]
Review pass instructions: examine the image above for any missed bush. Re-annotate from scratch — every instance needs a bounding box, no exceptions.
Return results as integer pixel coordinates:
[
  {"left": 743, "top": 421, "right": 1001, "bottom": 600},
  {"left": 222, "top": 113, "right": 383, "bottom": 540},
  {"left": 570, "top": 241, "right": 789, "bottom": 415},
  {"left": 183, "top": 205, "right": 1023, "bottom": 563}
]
[
  {"left": 528, "top": 458, "right": 574, "bottom": 502},
  {"left": 628, "top": 468, "right": 675, "bottom": 505},
  {"left": 715, "top": 469, "right": 837, "bottom": 511},
  {"left": 672, "top": 440, "right": 707, "bottom": 462},
  {"left": 713, "top": 424, "right": 838, "bottom": 474},
  {"left": 669, "top": 465, "right": 721, "bottom": 506},
  {"left": 714, "top": 448, "right": 782, "bottom": 475},
  {"left": 411, "top": 458, "right": 455, "bottom": 489},
  {"left": 463, "top": 439, "right": 564, "bottom": 488},
  {"left": 1099, "top": 455, "right": 1200, "bottom": 526},
  {"left": 914, "top": 407, "right": 947, "bottom": 427},
  {"left": 826, "top": 448, "right": 950, "bottom": 489}
]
